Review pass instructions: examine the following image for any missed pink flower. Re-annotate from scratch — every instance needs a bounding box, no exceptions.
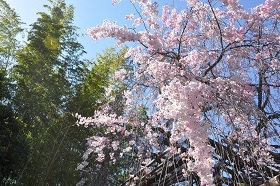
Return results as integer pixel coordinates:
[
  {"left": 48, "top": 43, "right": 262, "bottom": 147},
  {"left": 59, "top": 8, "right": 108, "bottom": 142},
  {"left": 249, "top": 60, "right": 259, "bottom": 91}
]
[{"left": 125, "top": 13, "right": 134, "bottom": 20}]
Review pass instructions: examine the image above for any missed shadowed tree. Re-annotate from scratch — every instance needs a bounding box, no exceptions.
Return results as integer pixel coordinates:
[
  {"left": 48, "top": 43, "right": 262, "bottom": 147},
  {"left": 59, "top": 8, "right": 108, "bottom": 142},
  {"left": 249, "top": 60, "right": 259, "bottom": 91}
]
[
  {"left": 12, "top": 0, "right": 87, "bottom": 185},
  {"left": 0, "top": 1, "right": 28, "bottom": 185}
]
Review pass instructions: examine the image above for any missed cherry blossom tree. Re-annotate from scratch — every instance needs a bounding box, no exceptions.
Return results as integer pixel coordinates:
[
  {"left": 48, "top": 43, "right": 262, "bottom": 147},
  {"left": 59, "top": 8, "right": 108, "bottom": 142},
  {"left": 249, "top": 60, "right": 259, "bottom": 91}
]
[{"left": 77, "top": 0, "right": 280, "bottom": 185}]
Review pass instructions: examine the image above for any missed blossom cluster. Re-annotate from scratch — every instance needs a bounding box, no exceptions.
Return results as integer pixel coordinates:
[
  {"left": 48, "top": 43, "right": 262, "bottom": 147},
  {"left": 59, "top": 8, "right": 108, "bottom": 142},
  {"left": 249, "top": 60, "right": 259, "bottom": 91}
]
[{"left": 77, "top": 0, "right": 280, "bottom": 185}]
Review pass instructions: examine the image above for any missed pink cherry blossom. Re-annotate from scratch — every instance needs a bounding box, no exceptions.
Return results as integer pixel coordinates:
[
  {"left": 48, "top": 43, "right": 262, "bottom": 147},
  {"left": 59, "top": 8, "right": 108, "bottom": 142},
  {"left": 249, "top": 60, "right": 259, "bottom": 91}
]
[{"left": 77, "top": 0, "right": 280, "bottom": 185}]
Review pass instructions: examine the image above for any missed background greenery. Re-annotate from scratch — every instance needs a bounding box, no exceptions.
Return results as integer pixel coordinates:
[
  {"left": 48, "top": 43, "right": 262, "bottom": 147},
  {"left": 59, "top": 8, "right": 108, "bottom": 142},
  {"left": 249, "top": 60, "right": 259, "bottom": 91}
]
[{"left": 0, "top": 0, "right": 129, "bottom": 185}]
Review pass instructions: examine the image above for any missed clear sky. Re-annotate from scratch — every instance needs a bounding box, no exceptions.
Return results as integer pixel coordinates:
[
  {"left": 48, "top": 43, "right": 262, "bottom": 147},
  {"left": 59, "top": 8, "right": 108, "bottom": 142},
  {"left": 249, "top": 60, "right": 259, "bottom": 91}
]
[
  {"left": 5, "top": 0, "right": 266, "bottom": 60},
  {"left": 5, "top": 0, "right": 135, "bottom": 59}
]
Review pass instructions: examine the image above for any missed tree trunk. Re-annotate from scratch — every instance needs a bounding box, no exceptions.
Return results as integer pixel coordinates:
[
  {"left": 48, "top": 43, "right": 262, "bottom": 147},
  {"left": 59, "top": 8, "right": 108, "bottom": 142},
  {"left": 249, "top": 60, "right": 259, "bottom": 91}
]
[{"left": 261, "top": 175, "right": 280, "bottom": 186}]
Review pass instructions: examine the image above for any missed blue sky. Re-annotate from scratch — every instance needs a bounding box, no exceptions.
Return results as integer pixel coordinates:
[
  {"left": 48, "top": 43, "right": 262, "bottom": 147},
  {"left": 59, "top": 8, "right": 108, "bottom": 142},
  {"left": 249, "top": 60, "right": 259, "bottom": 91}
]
[
  {"left": 5, "top": 0, "right": 265, "bottom": 60},
  {"left": 5, "top": 0, "right": 134, "bottom": 59}
]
